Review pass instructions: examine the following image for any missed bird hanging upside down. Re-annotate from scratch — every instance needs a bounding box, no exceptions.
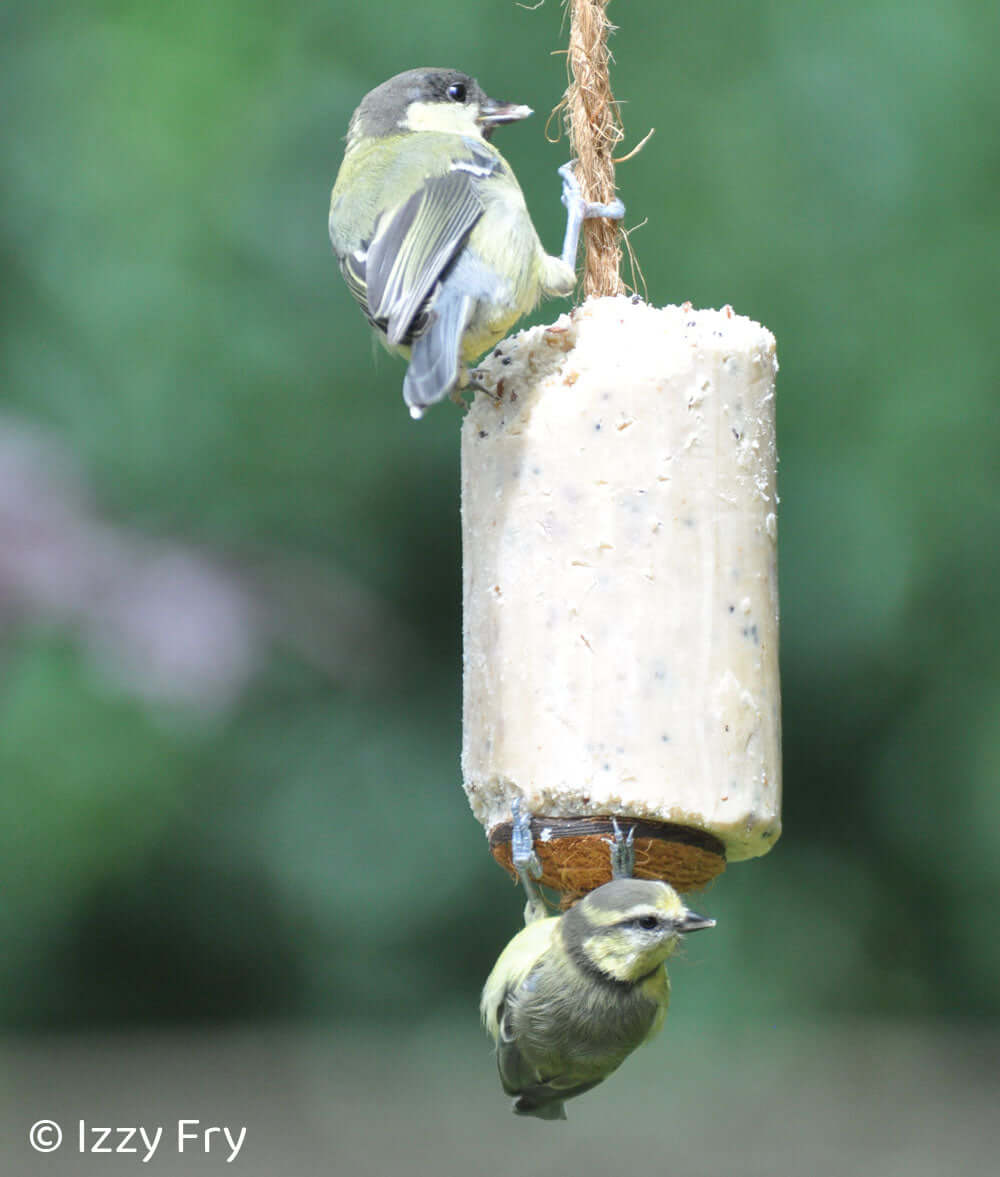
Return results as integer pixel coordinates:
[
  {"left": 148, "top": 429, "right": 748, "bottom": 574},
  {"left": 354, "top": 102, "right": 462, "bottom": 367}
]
[{"left": 481, "top": 801, "right": 715, "bottom": 1120}]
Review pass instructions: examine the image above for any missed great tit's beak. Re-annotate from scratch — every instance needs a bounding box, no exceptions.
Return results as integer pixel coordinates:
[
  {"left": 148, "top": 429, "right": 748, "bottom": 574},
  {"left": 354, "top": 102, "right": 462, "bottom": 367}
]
[
  {"left": 478, "top": 98, "right": 533, "bottom": 132},
  {"left": 676, "top": 912, "right": 716, "bottom": 934}
]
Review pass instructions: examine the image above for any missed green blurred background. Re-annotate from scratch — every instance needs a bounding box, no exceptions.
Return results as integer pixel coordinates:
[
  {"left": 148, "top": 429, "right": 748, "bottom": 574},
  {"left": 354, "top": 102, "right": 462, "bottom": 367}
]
[{"left": 2, "top": 1, "right": 998, "bottom": 1172}]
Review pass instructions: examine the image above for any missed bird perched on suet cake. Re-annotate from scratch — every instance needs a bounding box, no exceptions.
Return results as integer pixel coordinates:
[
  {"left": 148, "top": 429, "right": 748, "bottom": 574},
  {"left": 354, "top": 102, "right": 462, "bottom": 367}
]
[{"left": 328, "top": 68, "right": 624, "bottom": 418}]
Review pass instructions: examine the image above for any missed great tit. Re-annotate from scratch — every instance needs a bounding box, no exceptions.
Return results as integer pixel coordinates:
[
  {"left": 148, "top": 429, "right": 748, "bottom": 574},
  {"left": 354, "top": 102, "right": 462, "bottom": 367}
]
[
  {"left": 481, "top": 804, "right": 715, "bottom": 1121},
  {"left": 328, "top": 68, "right": 624, "bottom": 419}
]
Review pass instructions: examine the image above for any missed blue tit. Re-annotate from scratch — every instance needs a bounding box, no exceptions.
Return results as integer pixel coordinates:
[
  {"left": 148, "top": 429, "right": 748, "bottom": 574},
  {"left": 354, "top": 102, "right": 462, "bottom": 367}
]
[
  {"left": 328, "top": 68, "right": 624, "bottom": 418},
  {"left": 481, "top": 807, "right": 715, "bottom": 1120}
]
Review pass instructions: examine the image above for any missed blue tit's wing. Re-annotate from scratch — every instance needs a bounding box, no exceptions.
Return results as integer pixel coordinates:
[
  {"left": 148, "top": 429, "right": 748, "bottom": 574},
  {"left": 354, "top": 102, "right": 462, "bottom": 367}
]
[
  {"left": 481, "top": 918, "right": 557, "bottom": 1042},
  {"left": 494, "top": 967, "right": 607, "bottom": 1119},
  {"left": 511, "top": 1074, "right": 605, "bottom": 1120},
  {"left": 496, "top": 1007, "right": 606, "bottom": 1121},
  {"left": 341, "top": 170, "right": 484, "bottom": 348}
]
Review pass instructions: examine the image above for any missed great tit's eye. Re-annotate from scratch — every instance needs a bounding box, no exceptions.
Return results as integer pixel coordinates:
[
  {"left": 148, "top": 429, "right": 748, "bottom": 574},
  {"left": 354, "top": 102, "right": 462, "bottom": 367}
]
[
  {"left": 636, "top": 915, "right": 659, "bottom": 931},
  {"left": 447, "top": 82, "right": 467, "bottom": 102}
]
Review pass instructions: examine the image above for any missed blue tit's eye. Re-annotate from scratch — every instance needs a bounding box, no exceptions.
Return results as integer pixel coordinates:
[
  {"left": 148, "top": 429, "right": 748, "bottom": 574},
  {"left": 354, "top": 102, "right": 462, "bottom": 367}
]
[
  {"left": 447, "top": 82, "right": 467, "bottom": 102},
  {"left": 636, "top": 915, "right": 659, "bottom": 930}
]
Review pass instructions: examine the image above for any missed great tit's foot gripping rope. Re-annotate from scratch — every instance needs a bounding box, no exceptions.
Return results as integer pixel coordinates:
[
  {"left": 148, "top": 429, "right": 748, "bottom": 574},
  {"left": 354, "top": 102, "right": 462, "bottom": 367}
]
[{"left": 558, "top": 160, "right": 625, "bottom": 270}]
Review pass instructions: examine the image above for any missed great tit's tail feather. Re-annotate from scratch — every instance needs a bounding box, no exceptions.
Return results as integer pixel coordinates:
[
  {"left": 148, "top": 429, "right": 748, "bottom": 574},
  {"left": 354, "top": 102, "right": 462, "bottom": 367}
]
[{"left": 403, "top": 289, "right": 472, "bottom": 418}]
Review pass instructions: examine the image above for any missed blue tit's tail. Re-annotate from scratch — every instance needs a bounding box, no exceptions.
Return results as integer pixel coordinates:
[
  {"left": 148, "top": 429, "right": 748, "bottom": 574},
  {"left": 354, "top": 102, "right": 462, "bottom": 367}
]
[
  {"left": 403, "top": 287, "right": 473, "bottom": 420},
  {"left": 513, "top": 1096, "right": 568, "bottom": 1121}
]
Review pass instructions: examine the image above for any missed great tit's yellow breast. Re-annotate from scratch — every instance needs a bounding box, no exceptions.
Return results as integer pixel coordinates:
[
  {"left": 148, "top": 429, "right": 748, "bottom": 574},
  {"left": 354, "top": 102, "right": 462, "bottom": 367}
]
[
  {"left": 460, "top": 173, "right": 546, "bottom": 359},
  {"left": 459, "top": 304, "right": 524, "bottom": 362},
  {"left": 474, "top": 176, "right": 545, "bottom": 288}
]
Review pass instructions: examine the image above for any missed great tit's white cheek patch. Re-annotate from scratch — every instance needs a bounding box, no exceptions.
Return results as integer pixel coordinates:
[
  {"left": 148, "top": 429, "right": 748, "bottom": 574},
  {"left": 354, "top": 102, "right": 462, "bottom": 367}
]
[{"left": 404, "top": 101, "right": 483, "bottom": 137}]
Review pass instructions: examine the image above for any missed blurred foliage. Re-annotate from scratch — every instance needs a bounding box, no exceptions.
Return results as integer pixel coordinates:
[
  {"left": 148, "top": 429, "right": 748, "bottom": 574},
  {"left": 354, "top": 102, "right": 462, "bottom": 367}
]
[{"left": 1, "top": 0, "right": 997, "bottom": 1031}]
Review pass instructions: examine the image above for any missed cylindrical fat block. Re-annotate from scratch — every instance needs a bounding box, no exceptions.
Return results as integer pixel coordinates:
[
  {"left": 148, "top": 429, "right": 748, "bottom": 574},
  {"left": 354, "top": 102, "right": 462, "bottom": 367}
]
[{"left": 461, "top": 296, "right": 781, "bottom": 892}]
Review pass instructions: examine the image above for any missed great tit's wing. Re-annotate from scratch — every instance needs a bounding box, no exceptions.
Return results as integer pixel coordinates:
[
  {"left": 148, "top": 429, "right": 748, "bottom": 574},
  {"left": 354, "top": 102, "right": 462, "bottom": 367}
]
[{"left": 342, "top": 170, "right": 484, "bottom": 348}]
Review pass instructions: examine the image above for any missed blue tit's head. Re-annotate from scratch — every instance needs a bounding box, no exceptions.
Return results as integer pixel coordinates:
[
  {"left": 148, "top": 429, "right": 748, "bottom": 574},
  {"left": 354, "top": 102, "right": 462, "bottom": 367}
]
[
  {"left": 561, "top": 878, "right": 715, "bottom": 984},
  {"left": 346, "top": 68, "right": 532, "bottom": 146}
]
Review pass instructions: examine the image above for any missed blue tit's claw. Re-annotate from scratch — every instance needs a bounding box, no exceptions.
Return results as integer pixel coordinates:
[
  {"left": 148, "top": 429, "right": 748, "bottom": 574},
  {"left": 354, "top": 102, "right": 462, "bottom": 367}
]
[
  {"left": 512, "top": 798, "right": 546, "bottom": 924},
  {"left": 605, "top": 818, "right": 636, "bottom": 880},
  {"left": 511, "top": 798, "right": 542, "bottom": 881}
]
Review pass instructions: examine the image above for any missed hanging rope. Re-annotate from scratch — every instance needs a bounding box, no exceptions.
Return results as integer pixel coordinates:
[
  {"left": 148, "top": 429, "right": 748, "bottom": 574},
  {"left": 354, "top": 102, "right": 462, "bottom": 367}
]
[{"left": 564, "top": 0, "right": 626, "bottom": 297}]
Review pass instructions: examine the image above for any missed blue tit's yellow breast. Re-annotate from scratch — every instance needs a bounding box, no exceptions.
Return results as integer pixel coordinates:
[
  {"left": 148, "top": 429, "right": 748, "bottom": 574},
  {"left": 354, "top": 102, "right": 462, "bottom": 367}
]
[{"left": 638, "top": 966, "right": 671, "bottom": 1039}]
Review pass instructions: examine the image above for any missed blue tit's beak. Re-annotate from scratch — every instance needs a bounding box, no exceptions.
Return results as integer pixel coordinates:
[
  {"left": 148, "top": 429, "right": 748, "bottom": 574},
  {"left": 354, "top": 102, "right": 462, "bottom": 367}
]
[{"left": 676, "top": 912, "right": 716, "bottom": 933}]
